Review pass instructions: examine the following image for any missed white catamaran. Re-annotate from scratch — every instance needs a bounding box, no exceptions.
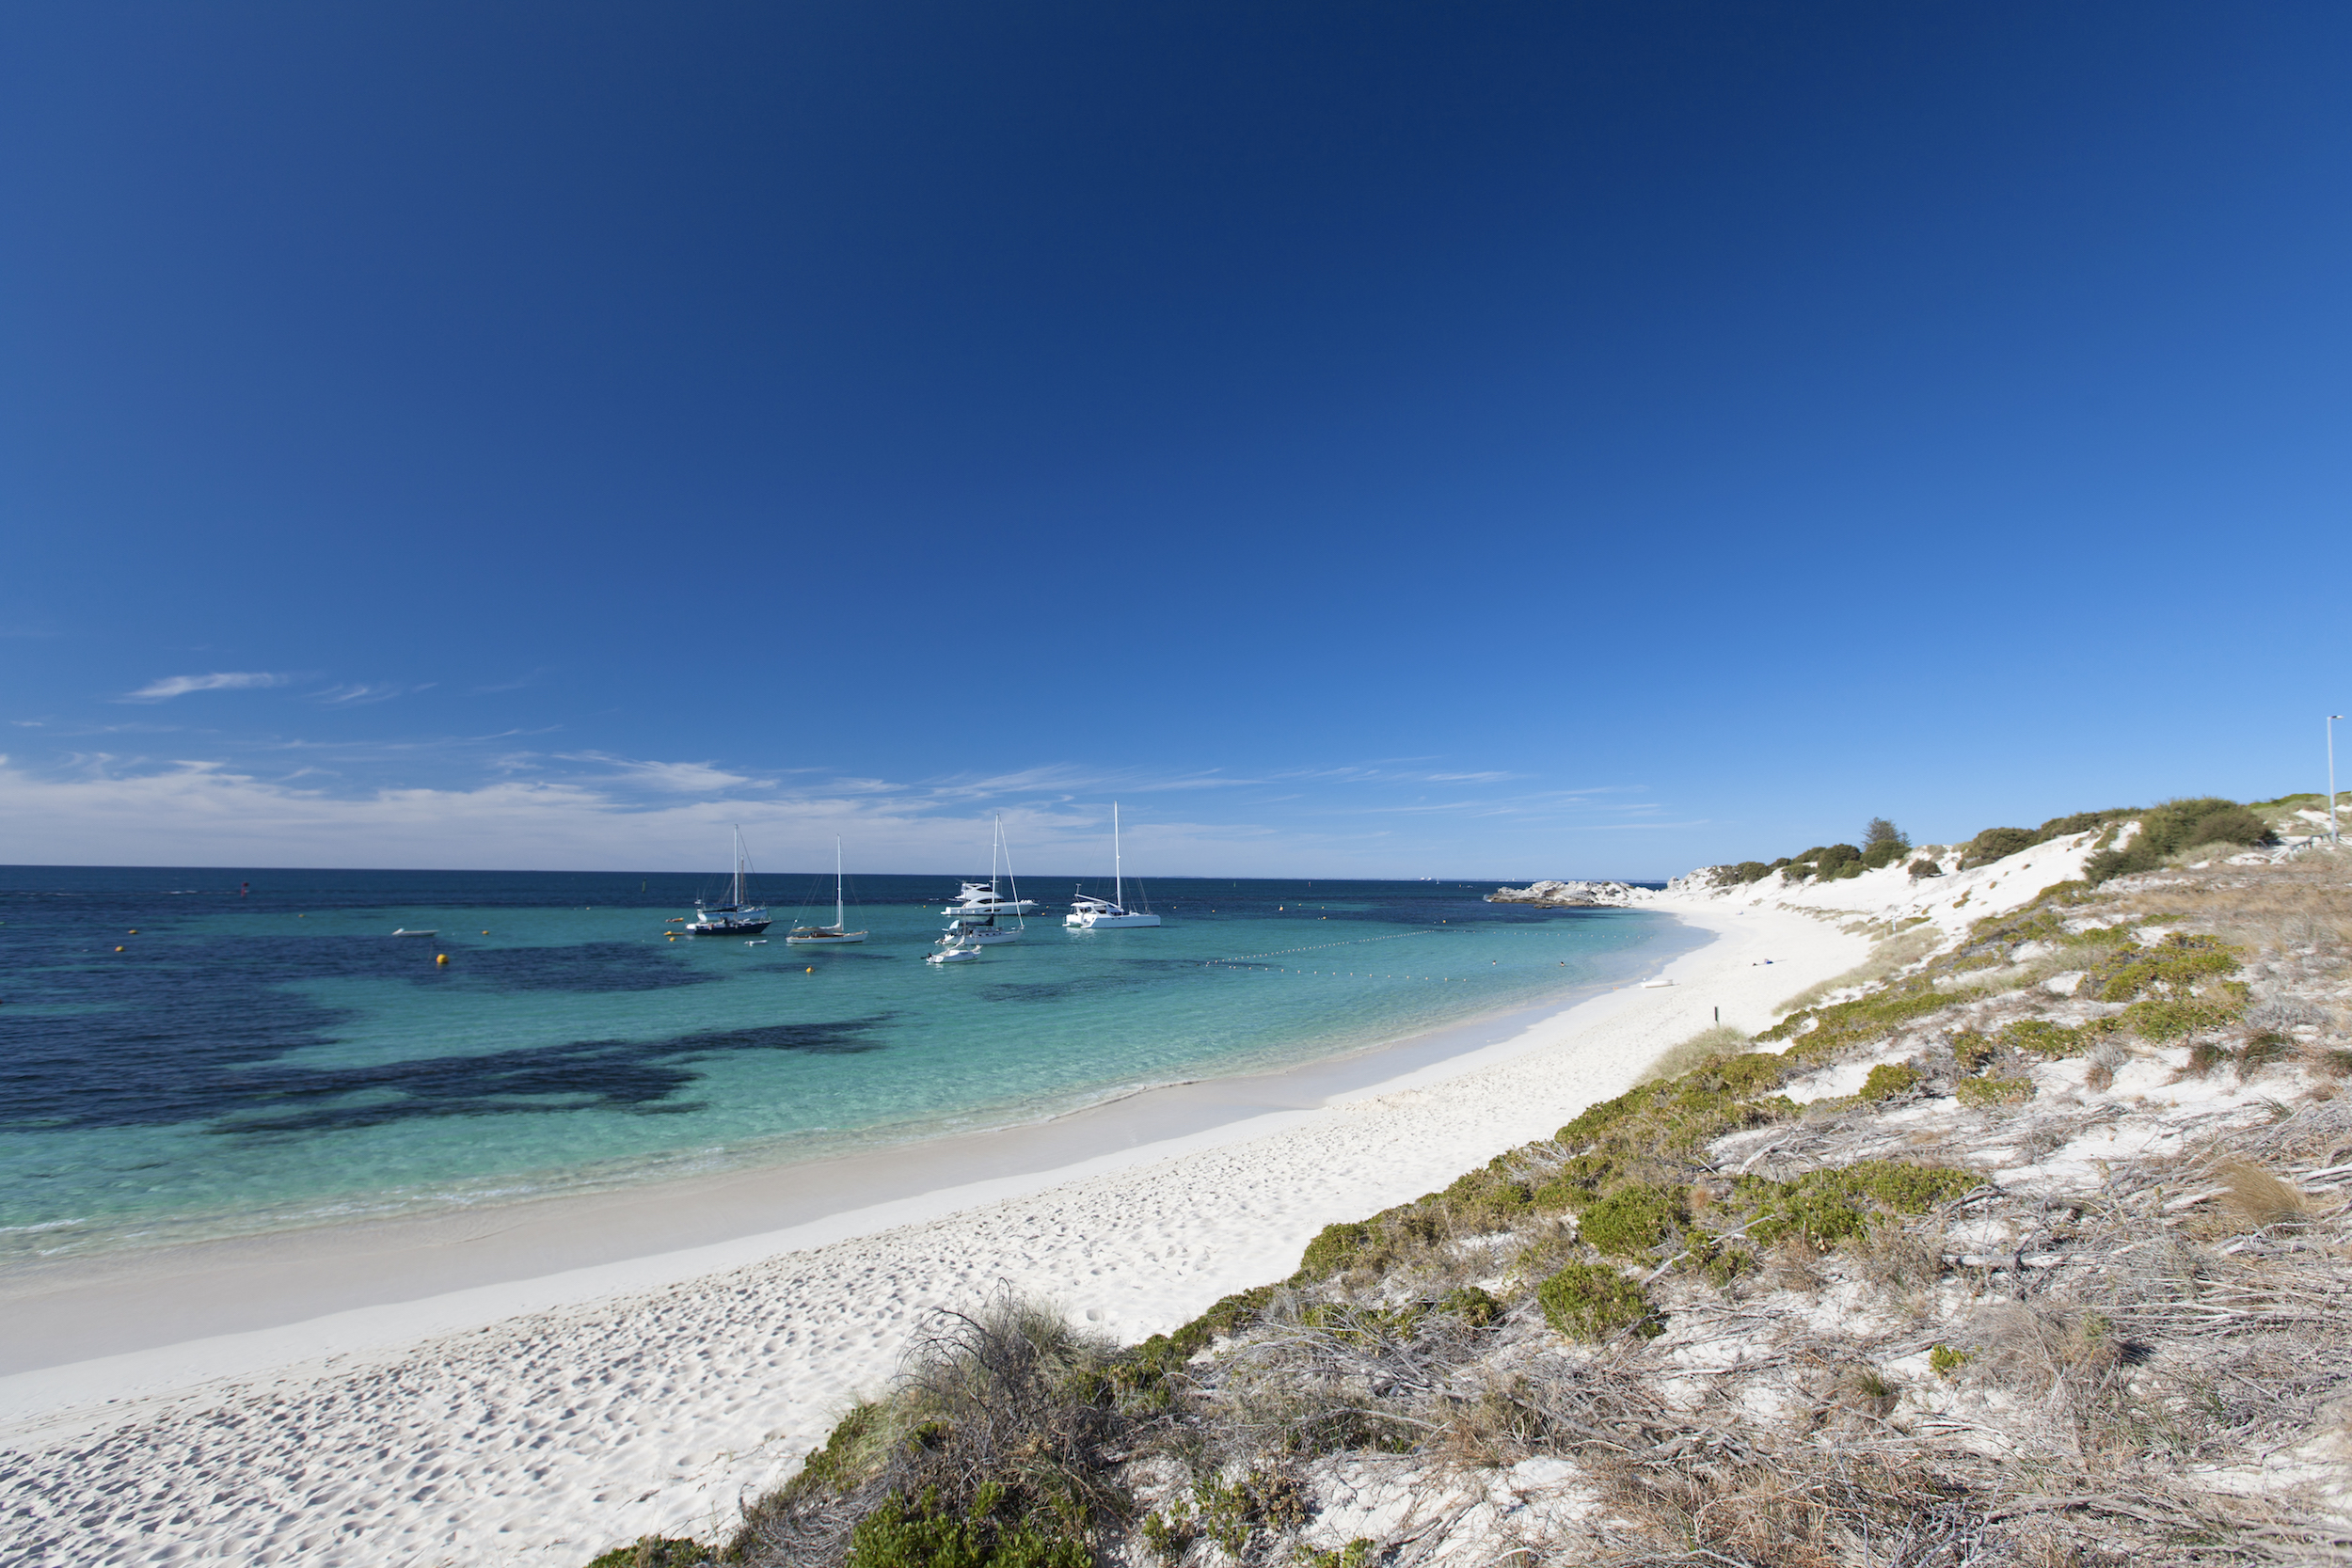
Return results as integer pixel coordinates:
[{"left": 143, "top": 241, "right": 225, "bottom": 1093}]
[
  {"left": 1065, "top": 801, "right": 1160, "bottom": 928},
  {"left": 685, "top": 827, "right": 771, "bottom": 935},
  {"left": 785, "top": 837, "right": 868, "bottom": 945}
]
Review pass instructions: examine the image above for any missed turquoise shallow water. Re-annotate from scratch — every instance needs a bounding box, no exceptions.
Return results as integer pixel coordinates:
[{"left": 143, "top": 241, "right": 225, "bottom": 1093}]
[{"left": 0, "top": 867, "right": 1689, "bottom": 1264}]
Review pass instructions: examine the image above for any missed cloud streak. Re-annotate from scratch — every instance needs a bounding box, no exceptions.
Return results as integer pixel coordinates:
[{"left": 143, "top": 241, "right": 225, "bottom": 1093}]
[{"left": 124, "top": 673, "right": 288, "bottom": 702}]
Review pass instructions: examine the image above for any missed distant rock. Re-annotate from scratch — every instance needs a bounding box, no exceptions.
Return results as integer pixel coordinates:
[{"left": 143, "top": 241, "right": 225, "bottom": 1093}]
[{"left": 1486, "top": 879, "right": 1642, "bottom": 908}]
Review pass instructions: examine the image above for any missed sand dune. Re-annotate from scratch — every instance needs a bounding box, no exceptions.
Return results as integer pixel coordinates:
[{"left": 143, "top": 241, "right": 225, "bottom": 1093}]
[{"left": 0, "top": 904, "right": 1865, "bottom": 1566}]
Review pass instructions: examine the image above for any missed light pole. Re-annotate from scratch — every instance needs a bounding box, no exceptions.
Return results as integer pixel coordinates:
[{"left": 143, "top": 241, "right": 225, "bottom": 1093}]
[{"left": 2331, "top": 715, "right": 2344, "bottom": 846}]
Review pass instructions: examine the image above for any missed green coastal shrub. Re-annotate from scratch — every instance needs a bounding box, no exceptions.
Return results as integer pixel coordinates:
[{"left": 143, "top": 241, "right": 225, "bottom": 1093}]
[
  {"left": 1296, "top": 1223, "right": 1375, "bottom": 1279},
  {"left": 2036, "top": 810, "right": 2125, "bottom": 841},
  {"left": 1908, "top": 858, "right": 1942, "bottom": 879},
  {"left": 1438, "top": 1285, "right": 1505, "bottom": 1327},
  {"left": 1536, "top": 1263, "right": 1661, "bottom": 1340},
  {"left": 1860, "top": 1063, "right": 1920, "bottom": 1101},
  {"left": 1962, "top": 828, "right": 2036, "bottom": 868},
  {"left": 1734, "top": 1162, "right": 1975, "bottom": 1249},
  {"left": 1955, "top": 1074, "right": 2035, "bottom": 1107},
  {"left": 2119, "top": 992, "right": 2246, "bottom": 1041},
  {"left": 1999, "top": 1020, "right": 2106, "bottom": 1059},
  {"left": 2083, "top": 797, "right": 2262, "bottom": 883},
  {"left": 1817, "top": 843, "right": 1863, "bottom": 875},
  {"left": 1761, "top": 986, "right": 1956, "bottom": 1060},
  {"left": 585, "top": 1538, "right": 713, "bottom": 1568},
  {"left": 1577, "top": 1182, "right": 1688, "bottom": 1258},
  {"left": 2095, "top": 934, "right": 2241, "bottom": 1002},
  {"left": 1728, "top": 861, "right": 1772, "bottom": 883},
  {"left": 1861, "top": 838, "right": 1909, "bottom": 869},
  {"left": 1532, "top": 1152, "right": 1618, "bottom": 1211},
  {"left": 847, "top": 1485, "right": 1089, "bottom": 1568}
]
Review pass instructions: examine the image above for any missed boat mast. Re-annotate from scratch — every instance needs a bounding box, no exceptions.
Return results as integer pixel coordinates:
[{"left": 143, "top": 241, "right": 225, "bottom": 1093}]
[
  {"left": 733, "top": 826, "right": 746, "bottom": 909},
  {"left": 834, "top": 836, "right": 844, "bottom": 930},
  {"left": 1000, "top": 814, "right": 1025, "bottom": 930},
  {"left": 1113, "top": 801, "right": 1122, "bottom": 910}
]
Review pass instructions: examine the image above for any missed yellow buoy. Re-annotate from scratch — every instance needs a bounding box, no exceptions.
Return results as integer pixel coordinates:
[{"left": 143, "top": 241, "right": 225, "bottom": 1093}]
[
  {"left": 115, "top": 945, "right": 124, "bottom": 952},
  {"left": 805, "top": 966, "right": 814, "bottom": 973},
  {"left": 128, "top": 929, "right": 137, "bottom": 934},
  {"left": 436, "top": 954, "right": 448, "bottom": 965}
]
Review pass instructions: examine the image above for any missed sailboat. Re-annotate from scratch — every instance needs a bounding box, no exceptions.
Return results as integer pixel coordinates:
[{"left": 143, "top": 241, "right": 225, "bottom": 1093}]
[
  {"left": 936, "top": 816, "right": 1025, "bottom": 947},
  {"left": 1064, "top": 802, "right": 1160, "bottom": 928},
  {"left": 684, "top": 828, "right": 771, "bottom": 935},
  {"left": 786, "top": 837, "right": 869, "bottom": 945}
]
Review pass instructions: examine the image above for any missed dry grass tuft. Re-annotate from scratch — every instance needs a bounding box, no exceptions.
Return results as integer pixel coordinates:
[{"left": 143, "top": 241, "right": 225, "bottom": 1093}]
[
  {"left": 2216, "top": 1160, "right": 2307, "bottom": 1229},
  {"left": 1778, "top": 926, "right": 1943, "bottom": 1012},
  {"left": 1639, "top": 1023, "right": 1752, "bottom": 1085}
]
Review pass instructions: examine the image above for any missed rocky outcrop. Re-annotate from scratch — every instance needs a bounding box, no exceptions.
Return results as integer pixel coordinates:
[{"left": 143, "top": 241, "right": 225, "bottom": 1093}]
[{"left": 1486, "top": 879, "right": 1642, "bottom": 907}]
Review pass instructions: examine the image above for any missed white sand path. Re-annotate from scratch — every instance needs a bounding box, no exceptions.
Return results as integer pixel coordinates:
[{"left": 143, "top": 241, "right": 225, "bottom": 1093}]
[{"left": 0, "top": 904, "right": 1862, "bottom": 1567}]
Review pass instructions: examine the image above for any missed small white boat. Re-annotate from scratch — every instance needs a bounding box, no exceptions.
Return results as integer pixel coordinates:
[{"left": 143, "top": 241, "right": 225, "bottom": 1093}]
[
  {"left": 938, "top": 881, "right": 1039, "bottom": 918},
  {"left": 925, "top": 942, "right": 983, "bottom": 964},
  {"left": 391, "top": 928, "right": 437, "bottom": 938},
  {"left": 933, "top": 817, "right": 1026, "bottom": 945},
  {"left": 937, "top": 916, "right": 1020, "bottom": 946},
  {"left": 1065, "top": 802, "right": 1160, "bottom": 928},
  {"left": 745, "top": 939, "right": 769, "bottom": 946},
  {"left": 684, "top": 828, "right": 771, "bottom": 935},
  {"left": 786, "top": 839, "right": 868, "bottom": 945}
]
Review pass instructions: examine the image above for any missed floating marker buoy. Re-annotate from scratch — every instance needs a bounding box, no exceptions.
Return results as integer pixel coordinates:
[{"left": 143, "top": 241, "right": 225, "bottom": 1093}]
[
  {"left": 805, "top": 966, "right": 814, "bottom": 973},
  {"left": 482, "top": 930, "right": 489, "bottom": 935},
  {"left": 128, "top": 929, "right": 137, "bottom": 935},
  {"left": 436, "top": 954, "right": 448, "bottom": 965},
  {"left": 115, "top": 945, "right": 124, "bottom": 952}
]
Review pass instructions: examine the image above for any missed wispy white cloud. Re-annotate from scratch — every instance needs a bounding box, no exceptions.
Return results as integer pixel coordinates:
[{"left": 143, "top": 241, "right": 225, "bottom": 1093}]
[
  {"left": 557, "top": 752, "right": 773, "bottom": 793},
  {"left": 0, "top": 748, "right": 1686, "bottom": 878},
  {"left": 123, "top": 672, "right": 287, "bottom": 702},
  {"left": 312, "top": 683, "right": 435, "bottom": 705}
]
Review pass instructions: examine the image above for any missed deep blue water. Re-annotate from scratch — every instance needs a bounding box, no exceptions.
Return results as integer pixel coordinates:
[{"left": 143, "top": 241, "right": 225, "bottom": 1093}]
[{"left": 0, "top": 865, "right": 1684, "bottom": 1262}]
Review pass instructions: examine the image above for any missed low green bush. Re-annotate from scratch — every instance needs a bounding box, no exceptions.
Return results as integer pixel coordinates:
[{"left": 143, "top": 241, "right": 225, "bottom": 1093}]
[
  {"left": 2190, "top": 806, "right": 2269, "bottom": 847},
  {"left": 1861, "top": 838, "right": 1909, "bottom": 869},
  {"left": 1536, "top": 1263, "right": 1661, "bottom": 1340},
  {"left": 1929, "top": 1343, "right": 1974, "bottom": 1377},
  {"left": 1761, "top": 986, "right": 1956, "bottom": 1060},
  {"left": 2095, "top": 934, "right": 2241, "bottom": 1002},
  {"left": 1999, "top": 1020, "right": 2106, "bottom": 1058},
  {"left": 2120, "top": 992, "right": 2245, "bottom": 1041},
  {"left": 1907, "top": 858, "right": 1942, "bottom": 879},
  {"left": 1532, "top": 1152, "right": 1617, "bottom": 1211},
  {"left": 1954, "top": 1074, "right": 2035, "bottom": 1107},
  {"left": 1733, "top": 1162, "right": 1976, "bottom": 1249},
  {"left": 1962, "top": 827, "right": 2036, "bottom": 868},
  {"left": 584, "top": 1538, "right": 713, "bottom": 1568},
  {"left": 1296, "top": 1223, "right": 1374, "bottom": 1278},
  {"left": 1577, "top": 1182, "right": 1688, "bottom": 1258},
  {"left": 1438, "top": 1285, "right": 1505, "bottom": 1327},
  {"left": 1860, "top": 1063, "right": 1919, "bottom": 1101},
  {"left": 2084, "top": 797, "right": 2255, "bottom": 883},
  {"left": 847, "top": 1484, "right": 1089, "bottom": 1568}
]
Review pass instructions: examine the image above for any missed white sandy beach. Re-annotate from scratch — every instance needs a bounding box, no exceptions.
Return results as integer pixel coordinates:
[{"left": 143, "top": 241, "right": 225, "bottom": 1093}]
[{"left": 0, "top": 902, "right": 1870, "bottom": 1567}]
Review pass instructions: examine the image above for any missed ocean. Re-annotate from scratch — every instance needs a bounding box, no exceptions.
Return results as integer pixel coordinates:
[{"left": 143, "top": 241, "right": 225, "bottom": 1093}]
[{"left": 0, "top": 865, "right": 1690, "bottom": 1265}]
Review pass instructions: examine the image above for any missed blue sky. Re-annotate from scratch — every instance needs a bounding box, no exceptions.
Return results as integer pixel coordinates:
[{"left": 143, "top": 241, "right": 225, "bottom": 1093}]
[{"left": 4, "top": 2, "right": 2346, "bottom": 877}]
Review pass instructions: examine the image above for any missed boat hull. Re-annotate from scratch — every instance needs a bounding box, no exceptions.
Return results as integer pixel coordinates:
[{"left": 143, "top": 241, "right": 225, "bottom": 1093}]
[
  {"left": 687, "top": 919, "right": 771, "bottom": 935},
  {"left": 785, "top": 930, "right": 868, "bottom": 945},
  {"left": 1065, "top": 911, "right": 1161, "bottom": 928}
]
